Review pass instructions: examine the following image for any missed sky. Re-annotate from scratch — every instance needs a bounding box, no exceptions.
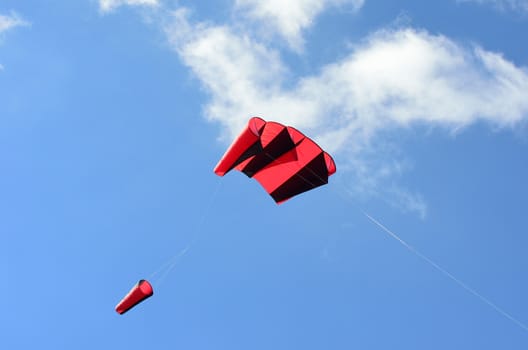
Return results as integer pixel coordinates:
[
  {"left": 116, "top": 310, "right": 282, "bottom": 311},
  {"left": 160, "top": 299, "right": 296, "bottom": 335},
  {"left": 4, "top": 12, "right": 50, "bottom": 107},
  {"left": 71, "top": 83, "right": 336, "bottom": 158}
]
[{"left": 2, "top": 0, "right": 528, "bottom": 349}]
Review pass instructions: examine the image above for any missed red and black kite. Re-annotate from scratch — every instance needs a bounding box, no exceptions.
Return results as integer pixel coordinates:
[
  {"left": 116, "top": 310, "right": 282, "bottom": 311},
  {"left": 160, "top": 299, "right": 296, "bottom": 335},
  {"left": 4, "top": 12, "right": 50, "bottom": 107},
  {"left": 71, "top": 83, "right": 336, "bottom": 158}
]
[{"left": 214, "top": 117, "right": 336, "bottom": 203}]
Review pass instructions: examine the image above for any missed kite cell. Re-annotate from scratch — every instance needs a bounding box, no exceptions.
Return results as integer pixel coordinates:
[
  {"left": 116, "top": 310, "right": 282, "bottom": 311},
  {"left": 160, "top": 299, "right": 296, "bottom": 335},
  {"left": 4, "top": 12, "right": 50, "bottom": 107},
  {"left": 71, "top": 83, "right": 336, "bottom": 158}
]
[
  {"left": 214, "top": 117, "right": 336, "bottom": 203},
  {"left": 115, "top": 279, "right": 154, "bottom": 314}
]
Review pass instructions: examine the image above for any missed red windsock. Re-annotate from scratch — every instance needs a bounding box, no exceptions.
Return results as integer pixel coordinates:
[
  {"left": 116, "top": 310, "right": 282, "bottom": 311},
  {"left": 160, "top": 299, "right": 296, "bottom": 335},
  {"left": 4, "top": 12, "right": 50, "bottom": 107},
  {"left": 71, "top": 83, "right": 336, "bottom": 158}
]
[{"left": 115, "top": 279, "right": 154, "bottom": 314}]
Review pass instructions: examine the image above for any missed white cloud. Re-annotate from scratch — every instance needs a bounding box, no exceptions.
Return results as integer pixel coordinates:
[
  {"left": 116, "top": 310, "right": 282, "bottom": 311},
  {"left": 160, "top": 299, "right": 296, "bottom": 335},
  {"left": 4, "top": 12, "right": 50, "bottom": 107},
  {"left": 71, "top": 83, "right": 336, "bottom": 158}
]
[
  {"left": 166, "top": 14, "right": 528, "bottom": 144},
  {"left": 0, "top": 12, "right": 29, "bottom": 71},
  {"left": 164, "top": 10, "right": 528, "bottom": 215},
  {"left": 458, "top": 0, "right": 528, "bottom": 12},
  {"left": 0, "top": 11, "right": 29, "bottom": 34},
  {"left": 234, "top": 0, "right": 364, "bottom": 51},
  {"left": 99, "top": 0, "right": 159, "bottom": 13}
]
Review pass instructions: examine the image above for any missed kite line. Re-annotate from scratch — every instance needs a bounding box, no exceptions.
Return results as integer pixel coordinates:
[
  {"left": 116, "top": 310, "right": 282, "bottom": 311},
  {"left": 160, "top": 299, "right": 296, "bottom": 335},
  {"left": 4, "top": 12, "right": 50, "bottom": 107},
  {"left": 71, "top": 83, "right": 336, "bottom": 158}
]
[
  {"left": 361, "top": 209, "right": 528, "bottom": 333},
  {"left": 149, "top": 178, "right": 223, "bottom": 286}
]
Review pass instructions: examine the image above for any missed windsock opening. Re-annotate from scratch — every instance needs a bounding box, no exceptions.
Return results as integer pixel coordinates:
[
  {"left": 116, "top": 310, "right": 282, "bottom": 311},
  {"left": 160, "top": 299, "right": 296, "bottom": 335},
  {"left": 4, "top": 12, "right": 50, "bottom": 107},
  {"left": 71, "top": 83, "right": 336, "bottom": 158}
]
[{"left": 115, "top": 279, "right": 154, "bottom": 315}]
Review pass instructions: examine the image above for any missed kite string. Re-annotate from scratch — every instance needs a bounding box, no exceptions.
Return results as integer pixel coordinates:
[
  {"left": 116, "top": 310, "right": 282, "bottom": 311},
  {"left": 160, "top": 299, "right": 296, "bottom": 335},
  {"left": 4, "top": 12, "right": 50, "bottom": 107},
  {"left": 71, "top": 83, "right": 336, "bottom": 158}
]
[
  {"left": 323, "top": 179, "right": 528, "bottom": 332},
  {"left": 148, "top": 244, "right": 191, "bottom": 282},
  {"left": 149, "top": 178, "right": 223, "bottom": 286},
  {"left": 359, "top": 206, "right": 528, "bottom": 332}
]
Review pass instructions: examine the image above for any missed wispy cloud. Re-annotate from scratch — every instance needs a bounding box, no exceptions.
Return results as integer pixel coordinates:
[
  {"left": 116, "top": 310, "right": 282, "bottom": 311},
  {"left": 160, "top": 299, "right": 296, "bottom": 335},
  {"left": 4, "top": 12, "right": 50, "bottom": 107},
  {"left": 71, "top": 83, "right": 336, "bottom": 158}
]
[
  {"left": 99, "top": 0, "right": 159, "bottom": 13},
  {"left": 0, "top": 11, "right": 29, "bottom": 34},
  {"left": 0, "top": 11, "right": 29, "bottom": 71},
  {"left": 458, "top": 0, "right": 528, "bottom": 13},
  {"left": 163, "top": 9, "right": 528, "bottom": 216},
  {"left": 234, "top": 0, "right": 364, "bottom": 51}
]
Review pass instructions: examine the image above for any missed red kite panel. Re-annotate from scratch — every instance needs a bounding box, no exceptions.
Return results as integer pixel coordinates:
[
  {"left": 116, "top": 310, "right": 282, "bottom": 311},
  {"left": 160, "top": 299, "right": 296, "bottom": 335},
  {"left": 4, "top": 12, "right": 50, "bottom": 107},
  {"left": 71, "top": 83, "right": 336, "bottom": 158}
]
[{"left": 214, "top": 117, "right": 336, "bottom": 203}]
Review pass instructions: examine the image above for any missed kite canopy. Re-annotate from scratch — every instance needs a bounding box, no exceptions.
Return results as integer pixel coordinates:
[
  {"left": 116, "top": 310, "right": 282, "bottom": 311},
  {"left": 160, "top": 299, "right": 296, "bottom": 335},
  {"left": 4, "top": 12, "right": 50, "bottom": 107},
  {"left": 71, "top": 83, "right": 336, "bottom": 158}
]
[
  {"left": 214, "top": 117, "right": 336, "bottom": 203},
  {"left": 115, "top": 279, "right": 154, "bottom": 315}
]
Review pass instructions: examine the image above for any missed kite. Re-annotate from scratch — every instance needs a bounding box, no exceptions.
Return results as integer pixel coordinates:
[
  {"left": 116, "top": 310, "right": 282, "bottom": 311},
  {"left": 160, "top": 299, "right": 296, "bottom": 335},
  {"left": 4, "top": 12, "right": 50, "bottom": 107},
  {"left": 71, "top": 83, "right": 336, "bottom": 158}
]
[
  {"left": 115, "top": 279, "right": 154, "bottom": 314},
  {"left": 214, "top": 117, "right": 336, "bottom": 203}
]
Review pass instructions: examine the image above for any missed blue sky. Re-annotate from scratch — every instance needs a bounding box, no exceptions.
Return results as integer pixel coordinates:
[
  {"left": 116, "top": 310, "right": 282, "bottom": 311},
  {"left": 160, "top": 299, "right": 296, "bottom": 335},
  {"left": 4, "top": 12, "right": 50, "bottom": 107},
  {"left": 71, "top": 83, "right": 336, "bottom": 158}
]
[{"left": 2, "top": 0, "right": 528, "bottom": 348}]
